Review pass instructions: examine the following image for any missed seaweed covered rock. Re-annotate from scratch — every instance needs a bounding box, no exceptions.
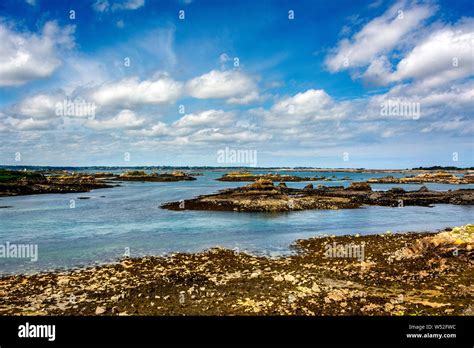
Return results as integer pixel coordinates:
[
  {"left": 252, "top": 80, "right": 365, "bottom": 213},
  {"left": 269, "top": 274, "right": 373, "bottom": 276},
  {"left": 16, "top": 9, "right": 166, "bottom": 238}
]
[{"left": 347, "top": 182, "right": 372, "bottom": 191}]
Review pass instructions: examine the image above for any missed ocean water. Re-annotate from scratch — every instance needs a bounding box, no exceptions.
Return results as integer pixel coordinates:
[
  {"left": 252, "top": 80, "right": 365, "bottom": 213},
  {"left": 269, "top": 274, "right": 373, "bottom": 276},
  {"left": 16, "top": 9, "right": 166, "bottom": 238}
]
[{"left": 0, "top": 170, "right": 472, "bottom": 275}]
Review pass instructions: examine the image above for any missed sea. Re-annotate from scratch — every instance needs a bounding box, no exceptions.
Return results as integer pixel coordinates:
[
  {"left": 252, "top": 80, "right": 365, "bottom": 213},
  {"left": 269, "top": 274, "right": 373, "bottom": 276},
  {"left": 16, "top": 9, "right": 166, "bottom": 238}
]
[{"left": 0, "top": 169, "right": 472, "bottom": 275}]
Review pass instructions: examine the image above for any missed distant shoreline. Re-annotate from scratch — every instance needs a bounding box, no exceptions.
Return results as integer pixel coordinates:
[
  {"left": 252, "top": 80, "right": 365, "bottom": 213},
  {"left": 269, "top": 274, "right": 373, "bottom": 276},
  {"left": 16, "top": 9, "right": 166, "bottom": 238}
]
[{"left": 1, "top": 165, "right": 473, "bottom": 174}]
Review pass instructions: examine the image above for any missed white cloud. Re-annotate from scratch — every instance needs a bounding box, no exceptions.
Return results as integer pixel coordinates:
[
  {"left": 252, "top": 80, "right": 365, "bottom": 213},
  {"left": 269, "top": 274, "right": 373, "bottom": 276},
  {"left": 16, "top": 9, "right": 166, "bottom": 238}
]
[
  {"left": 6, "top": 117, "right": 55, "bottom": 131},
  {"left": 186, "top": 70, "right": 260, "bottom": 104},
  {"left": 188, "top": 128, "right": 271, "bottom": 143},
  {"left": 13, "top": 93, "right": 64, "bottom": 119},
  {"left": 219, "top": 53, "right": 231, "bottom": 63},
  {"left": 86, "top": 110, "right": 145, "bottom": 130},
  {"left": 325, "top": 0, "right": 435, "bottom": 73},
  {"left": 173, "top": 109, "right": 235, "bottom": 129},
  {"left": 259, "top": 89, "right": 353, "bottom": 128},
  {"left": 128, "top": 122, "right": 169, "bottom": 137},
  {"left": 93, "top": 0, "right": 145, "bottom": 12},
  {"left": 422, "top": 117, "right": 474, "bottom": 135},
  {"left": 367, "top": 80, "right": 474, "bottom": 116},
  {"left": 91, "top": 75, "right": 183, "bottom": 108},
  {"left": 380, "top": 19, "right": 474, "bottom": 87},
  {"left": 0, "top": 21, "right": 75, "bottom": 86},
  {"left": 93, "top": 0, "right": 109, "bottom": 12},
  {"left": 272, "top": 89, "right": 333, "bottom": 116}
]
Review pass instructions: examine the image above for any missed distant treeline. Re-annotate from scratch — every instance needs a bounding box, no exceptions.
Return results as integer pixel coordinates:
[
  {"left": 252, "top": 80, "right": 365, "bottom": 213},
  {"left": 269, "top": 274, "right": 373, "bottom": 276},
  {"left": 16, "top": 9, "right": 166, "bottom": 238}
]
[
  {"left": 0, "top": 165, "right": 288, "bottom": 171},
  {"left": 412, "top": 166, "right": 474, "bottom": 170}
]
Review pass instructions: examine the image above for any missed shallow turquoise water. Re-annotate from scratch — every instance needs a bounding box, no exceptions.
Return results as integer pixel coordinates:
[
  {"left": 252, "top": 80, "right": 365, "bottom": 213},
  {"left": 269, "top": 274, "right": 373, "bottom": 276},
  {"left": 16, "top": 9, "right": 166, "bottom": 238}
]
[{"left": 0, "top": 170, "right": 472, "bottom": 275}]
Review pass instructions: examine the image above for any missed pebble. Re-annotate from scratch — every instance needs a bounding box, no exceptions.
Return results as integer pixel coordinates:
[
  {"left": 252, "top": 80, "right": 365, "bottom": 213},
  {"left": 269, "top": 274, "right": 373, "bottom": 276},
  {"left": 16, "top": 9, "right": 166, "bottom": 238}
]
[{"left": 95, "top": 306, "right": 106, "bottom": 315}]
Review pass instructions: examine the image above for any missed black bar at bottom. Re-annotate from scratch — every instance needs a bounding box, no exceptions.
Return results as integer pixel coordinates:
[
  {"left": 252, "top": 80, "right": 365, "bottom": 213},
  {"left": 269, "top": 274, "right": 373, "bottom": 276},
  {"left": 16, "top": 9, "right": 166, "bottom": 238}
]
[{"left": 0, "top": 316, "right": 472, "bottom": 346}]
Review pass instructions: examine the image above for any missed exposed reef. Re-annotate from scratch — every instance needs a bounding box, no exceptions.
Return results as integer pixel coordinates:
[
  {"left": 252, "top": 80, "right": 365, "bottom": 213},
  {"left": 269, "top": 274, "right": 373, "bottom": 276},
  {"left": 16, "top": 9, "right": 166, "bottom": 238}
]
[
  {"left": 368, "top": 171, "right": 474, "bottom": 185},
  {"left": 0, "top": 169, "right": 114, "bottom": 197},
  {"left": 161, "top": 179, "right": 474, "bottom": 212},
  {"left": 216, "top": 171, "right": 326, "bottom": 182},
  {"left": 113, "top": 170, "right": 196, "bottom": 182}
]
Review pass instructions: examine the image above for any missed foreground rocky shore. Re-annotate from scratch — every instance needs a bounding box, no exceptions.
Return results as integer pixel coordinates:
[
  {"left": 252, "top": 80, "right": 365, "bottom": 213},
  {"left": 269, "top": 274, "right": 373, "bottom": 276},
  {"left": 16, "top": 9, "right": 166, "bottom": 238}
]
[
  {"left": 161, "top": 180, "right": 474, "bottom": 212},
  {"left": 0, "top": 225, "right": 472, "bottom": 316}
]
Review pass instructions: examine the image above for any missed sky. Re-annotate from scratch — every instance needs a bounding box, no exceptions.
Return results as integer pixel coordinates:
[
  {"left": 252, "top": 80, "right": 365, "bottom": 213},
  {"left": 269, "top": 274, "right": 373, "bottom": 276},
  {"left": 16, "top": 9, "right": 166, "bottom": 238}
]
[{"left": 0, "top": 0, "right": 472, "bottom": 168}]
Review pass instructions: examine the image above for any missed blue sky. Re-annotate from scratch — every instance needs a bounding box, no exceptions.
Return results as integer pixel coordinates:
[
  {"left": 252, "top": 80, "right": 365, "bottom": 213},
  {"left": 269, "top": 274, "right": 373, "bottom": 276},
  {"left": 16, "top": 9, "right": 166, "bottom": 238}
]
[{"left": 0, "top": 0, "right": 472, "bottom": 168}]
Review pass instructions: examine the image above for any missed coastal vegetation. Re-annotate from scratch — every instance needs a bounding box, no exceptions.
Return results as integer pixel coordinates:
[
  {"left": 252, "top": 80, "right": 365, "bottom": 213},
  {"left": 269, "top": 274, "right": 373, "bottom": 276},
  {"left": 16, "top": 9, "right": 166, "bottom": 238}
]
[{"left": 0, "top": 169, "right": 44, "bottom": 182}]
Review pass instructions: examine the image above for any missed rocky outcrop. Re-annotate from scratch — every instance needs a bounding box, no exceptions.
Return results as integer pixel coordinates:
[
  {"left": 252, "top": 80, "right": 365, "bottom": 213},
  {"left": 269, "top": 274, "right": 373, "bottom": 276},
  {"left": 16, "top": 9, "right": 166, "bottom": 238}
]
[
  {"left": 161, "top": 181, "right": 474, "bottom": 212},
  {"left": 368, "top": 172, "right": 474, "bottom": 184},
  {"left": 0, "top": 170, "right": 114, "bottom": 197},
  {"left": 347, "top": 182, "right": 372, "bottom": 191},
  {"left": 216, "top": 171, "right": 326, "bottom": 182},
  {"left": 114, "top": 170, "right": 196, "bottom": 182}
]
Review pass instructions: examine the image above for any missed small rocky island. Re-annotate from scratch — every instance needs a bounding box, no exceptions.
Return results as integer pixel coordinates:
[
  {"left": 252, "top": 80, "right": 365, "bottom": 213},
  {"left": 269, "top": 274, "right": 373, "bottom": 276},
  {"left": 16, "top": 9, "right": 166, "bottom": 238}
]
[
  {"left": 113, "top": 170, "right": 196, "bottom": 182},
  {"left": 216, "top": 171, "right": 326, "bottom": 182},
  {"left": 368, "top": 171, "right": 474, "bottom": 185},
  {"left": 0, "top": 169, "right": 113, "bottom": 197},
  {"left": 161, "top": 179, "right": 474, "bottom": 212}
]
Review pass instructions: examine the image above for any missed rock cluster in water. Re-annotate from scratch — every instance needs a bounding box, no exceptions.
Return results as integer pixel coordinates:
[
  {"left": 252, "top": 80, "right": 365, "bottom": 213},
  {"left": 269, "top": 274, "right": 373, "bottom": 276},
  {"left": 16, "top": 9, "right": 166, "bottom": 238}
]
[
  {"left": 0, "top": 169, "right": 114, "bottom": 197},
  {"left": 114, "top": 170, "right": 196, "bottom": 182},
  {"left": 368, "top": 171, "right": 474, "bottom": 184},
  {"left": 216, "top": 171, "right": 327, "bottom": 182},
  {"left": 161, "top": 179, "right": 474, "bottom": 212}
]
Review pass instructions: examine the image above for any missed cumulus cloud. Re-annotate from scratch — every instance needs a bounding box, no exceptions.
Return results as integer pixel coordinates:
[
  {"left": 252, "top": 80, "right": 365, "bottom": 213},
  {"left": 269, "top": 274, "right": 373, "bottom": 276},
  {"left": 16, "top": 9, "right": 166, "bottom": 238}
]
[
  {"left": 366, "top": 79, "right": 474, "bottom": 120},
  {"left": 186, "top": 70, "right": 260, "bottom": 104},
  {"left": 5, "top": 117, "right": 55, "bottom": 131},
  {"left": 130, "top": 109, "right": 237, "bottom": 138},
  {"left": 259, "top": 89, "right": 354, "bottom": 128},
  {"left": 325, "top": 0, "right": 435, "bottom": 72},
  {"left": 0, "top": 21, "right": 75, "bottom": 86},
  {"left": 13, "top": 93, "right": 64, "bottom": 119},
  {"left": 91, "top": 75, "right": 183, "bottom": 108},
  {"left": 378, "top": 19, "right": 474, "bottom": 87},
  {"left": 173, "top": 109, "right": 236, "bottom": 129},
  {"left": 86, "top": 110, "right": 145, "bottom": 130},
  {"left": 128, "top": 121, "right": 169, "bottom": 137},
  {"left": 421, "top": 117, "right": 474, "bottom": 135}
]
